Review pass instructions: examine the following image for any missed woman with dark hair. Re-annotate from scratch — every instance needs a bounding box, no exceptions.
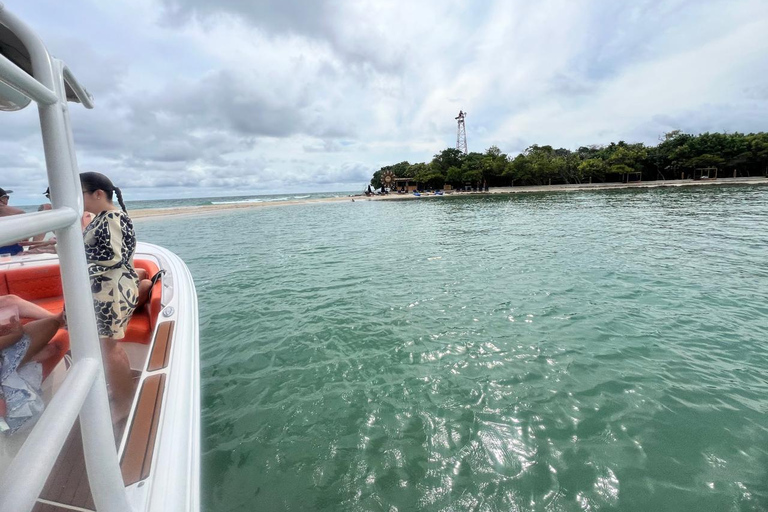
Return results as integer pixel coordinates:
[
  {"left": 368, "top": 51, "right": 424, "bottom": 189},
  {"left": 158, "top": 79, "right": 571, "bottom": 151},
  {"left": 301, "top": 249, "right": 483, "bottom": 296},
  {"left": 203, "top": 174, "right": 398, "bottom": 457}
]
[{"left": 80, "top": 171, "right": 139, "bottom": 420}]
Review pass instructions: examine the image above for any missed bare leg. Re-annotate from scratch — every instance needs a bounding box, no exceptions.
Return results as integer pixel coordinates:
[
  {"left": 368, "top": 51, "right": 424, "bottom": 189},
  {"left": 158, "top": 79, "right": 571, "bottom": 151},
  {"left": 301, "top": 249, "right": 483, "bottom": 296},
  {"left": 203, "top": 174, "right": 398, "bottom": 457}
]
[
  {"left": 29, "top": 343, "right": 58, "bottom": 363},
  {"left": 101, "top": 338, "right": 134, "bottom": 423},
  {"left": 135, "top": 279, "right": 153, "bottom": 310},
  {"left": 20, "top": 316, "right": 62, "bottom": 365},
  {"left": 0, "top": 295, "right": 57, "bottom": 320}
]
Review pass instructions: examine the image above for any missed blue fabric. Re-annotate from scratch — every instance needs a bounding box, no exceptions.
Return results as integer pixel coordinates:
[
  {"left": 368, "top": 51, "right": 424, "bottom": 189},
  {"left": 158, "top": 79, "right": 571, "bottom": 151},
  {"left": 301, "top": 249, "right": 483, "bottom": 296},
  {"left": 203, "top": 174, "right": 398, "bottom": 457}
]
[
  {"left": 0, "top": 244, "right": 23, "bottom": 255},
  {"left": 0, "top": 334, "right": 44, "bottom": 434}
]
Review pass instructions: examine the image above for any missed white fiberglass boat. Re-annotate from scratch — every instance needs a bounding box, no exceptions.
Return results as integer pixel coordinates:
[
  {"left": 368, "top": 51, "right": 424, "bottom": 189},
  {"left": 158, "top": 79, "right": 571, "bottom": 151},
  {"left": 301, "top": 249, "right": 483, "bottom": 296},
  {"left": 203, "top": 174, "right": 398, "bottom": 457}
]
[{"left": 0, "top": 6, "right": 199, "bottom": 512}]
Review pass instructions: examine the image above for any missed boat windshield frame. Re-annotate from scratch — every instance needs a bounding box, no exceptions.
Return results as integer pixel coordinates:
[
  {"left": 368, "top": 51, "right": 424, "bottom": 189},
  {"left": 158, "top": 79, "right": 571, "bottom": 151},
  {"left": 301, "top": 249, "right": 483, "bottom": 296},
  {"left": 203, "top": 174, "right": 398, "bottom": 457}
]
[{"left": 0, "top": 6, "right": 132, "bottom": 512}]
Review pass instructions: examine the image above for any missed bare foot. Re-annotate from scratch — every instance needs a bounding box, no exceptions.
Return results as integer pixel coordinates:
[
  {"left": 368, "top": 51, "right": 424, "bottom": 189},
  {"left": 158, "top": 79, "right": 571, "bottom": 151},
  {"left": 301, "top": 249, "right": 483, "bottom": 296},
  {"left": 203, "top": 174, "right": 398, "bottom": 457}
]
[{"left": 54, "top": 310, "right": 66, "bottom": 329}]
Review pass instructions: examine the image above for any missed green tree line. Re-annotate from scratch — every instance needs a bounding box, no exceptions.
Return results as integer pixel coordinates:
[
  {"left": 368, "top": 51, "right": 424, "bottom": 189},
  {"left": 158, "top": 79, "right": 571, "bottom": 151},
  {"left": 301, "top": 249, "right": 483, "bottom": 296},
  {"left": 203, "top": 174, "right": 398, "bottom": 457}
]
[{"left": 370, "top": 131, "right": 768, "bottom": 190}]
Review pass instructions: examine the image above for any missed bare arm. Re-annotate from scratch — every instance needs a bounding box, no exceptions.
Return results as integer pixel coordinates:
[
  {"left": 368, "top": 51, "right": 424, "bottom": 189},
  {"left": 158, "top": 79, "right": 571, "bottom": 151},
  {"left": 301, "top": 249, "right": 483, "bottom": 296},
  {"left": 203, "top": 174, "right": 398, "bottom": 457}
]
[
  {"left": 0, "top": 295, "right": 56, "bottom": 320},
  {"left": 0, "top": 205, "right": 25, "bottom": 216}
]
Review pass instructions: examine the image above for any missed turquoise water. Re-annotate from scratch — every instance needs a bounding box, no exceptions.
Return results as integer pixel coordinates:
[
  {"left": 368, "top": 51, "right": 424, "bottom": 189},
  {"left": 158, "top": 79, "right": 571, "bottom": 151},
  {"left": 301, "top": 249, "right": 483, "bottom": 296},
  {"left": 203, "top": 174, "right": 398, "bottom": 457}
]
[{"left": 135, "top": 186, "right": 768, "bottom": 512}]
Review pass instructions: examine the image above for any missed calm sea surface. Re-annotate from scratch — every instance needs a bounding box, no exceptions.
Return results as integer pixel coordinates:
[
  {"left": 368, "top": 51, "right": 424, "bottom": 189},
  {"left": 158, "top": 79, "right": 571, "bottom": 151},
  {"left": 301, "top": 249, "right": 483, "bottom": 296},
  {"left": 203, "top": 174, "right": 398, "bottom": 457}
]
[{"left": 135, "top": 186, "right": 768, "bottom": 512}]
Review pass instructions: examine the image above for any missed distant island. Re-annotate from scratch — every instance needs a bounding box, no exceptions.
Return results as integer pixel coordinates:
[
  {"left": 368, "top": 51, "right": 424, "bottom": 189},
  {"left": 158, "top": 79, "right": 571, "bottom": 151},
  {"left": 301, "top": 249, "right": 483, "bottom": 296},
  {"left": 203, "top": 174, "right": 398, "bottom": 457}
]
[{"left": 370, "top": 131, "right": 768, "bottom": 191}]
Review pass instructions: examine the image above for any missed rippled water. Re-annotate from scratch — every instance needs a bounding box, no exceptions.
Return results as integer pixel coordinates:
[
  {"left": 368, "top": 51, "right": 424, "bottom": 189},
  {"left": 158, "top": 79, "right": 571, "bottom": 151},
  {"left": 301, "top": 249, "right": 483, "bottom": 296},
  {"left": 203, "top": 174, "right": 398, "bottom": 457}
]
[{"left": 136, "top": 186, "right": 768, "bottom": 512}]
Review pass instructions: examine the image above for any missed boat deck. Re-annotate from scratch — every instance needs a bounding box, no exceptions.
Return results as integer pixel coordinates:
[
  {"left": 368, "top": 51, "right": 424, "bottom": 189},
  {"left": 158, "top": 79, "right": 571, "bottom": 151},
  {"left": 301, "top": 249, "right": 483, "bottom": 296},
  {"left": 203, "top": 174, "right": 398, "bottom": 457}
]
[
  {"left": 0, "top": 248, "right": 197, "bottom": 511},
  {"left": 33, "top": 421, "right": 96, "bottom": 512},
  {"left": 11, "top": 321, "right": 176, "bottom": 511},
  {"left": 31, "top": 370, "right": 142, "bottom": 512}
]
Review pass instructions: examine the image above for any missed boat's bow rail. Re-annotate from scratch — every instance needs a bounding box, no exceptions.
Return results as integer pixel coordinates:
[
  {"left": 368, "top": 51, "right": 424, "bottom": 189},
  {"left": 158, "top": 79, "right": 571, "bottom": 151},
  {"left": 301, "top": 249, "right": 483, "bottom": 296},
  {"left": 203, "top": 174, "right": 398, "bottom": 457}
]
[{"left": 0, "top": 245, "right": 200, "bottom": 512}]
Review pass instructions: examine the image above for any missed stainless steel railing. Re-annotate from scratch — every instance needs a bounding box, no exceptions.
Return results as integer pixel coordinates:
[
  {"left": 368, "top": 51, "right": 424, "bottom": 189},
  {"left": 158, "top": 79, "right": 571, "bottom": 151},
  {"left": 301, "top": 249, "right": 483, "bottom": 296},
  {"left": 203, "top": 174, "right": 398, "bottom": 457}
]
[{"left": 0, "top": 5, "right": 131, "bottom": 512}]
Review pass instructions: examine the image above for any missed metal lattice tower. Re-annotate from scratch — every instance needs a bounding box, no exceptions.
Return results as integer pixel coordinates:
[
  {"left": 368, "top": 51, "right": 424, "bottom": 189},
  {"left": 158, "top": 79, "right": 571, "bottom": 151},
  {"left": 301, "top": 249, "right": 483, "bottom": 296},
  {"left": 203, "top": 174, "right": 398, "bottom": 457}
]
[{"left": 455, "top": 110, "right": 467, "bottom": 154}]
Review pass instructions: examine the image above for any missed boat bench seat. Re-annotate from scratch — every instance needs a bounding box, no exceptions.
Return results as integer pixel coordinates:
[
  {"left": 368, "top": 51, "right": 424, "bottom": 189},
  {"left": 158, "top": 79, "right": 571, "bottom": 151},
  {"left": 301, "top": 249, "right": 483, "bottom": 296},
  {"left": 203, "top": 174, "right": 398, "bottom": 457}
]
[{"left": 0, "top": 259, "right": 163, "bottom": 379}]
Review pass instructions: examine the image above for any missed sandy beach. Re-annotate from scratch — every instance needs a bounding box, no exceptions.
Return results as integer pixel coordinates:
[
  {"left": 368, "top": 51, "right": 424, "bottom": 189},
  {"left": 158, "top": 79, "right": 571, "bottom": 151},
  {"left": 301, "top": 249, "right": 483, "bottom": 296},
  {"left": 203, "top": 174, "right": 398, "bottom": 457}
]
[
  {"left": 132, "top": 176, "right": 768, "bottom": 221},
  {"left": 130, "top": 195, "right": 357, "bottom": 221}
]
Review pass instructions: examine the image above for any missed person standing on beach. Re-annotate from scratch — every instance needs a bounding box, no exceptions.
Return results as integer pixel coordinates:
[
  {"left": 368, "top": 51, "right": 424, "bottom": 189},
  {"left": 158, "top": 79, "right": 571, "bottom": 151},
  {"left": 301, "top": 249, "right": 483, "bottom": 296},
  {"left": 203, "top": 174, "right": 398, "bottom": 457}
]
[
  {"left": 80, "top": 172, "right": 140, "bottom": 422},
  {"left": 0, "top": 188, "right": 25, "bottom": 255}
]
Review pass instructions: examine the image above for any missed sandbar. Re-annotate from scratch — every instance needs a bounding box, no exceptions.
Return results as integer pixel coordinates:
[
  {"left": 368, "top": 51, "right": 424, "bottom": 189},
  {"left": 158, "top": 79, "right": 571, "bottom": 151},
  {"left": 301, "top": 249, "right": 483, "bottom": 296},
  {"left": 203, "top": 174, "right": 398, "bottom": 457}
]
[{"left": 132, "top": 176, "right": 768, "bottom": 221}]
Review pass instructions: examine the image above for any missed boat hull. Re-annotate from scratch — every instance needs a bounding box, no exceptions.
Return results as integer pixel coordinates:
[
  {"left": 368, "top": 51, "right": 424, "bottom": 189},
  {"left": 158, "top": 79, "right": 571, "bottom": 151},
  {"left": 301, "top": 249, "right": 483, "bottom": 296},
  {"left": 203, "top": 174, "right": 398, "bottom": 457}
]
[{"left": 0, "top": 242, "right": 200, "bottom": 511}]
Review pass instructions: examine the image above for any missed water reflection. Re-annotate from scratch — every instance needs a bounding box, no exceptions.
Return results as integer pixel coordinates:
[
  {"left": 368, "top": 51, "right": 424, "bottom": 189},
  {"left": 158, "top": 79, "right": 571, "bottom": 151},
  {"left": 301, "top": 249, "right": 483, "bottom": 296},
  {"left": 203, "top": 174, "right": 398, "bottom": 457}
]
[{"left": 136, "top": 186, "right": 768, "bottom": 511}]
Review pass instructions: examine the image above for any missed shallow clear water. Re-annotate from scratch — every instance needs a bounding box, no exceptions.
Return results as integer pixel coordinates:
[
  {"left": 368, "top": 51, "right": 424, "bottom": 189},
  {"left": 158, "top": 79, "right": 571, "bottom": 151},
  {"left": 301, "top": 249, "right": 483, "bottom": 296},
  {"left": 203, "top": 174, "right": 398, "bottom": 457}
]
[{"left": 136, "top": 186, "right": 768, "bottom": 512}]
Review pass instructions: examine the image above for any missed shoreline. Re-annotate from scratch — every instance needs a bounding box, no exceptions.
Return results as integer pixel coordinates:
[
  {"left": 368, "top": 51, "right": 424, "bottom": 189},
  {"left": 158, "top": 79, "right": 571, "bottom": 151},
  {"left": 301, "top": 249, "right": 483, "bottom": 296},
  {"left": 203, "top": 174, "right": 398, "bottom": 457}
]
[
  {"left": 132, "top": 176, "right": 768, "bottom": 221},
  {"left": 377, "top": 176, "right": 768, "bottom": 201},
  {"left": 131, "top": 195, "right": 355, "bottom": 221}
]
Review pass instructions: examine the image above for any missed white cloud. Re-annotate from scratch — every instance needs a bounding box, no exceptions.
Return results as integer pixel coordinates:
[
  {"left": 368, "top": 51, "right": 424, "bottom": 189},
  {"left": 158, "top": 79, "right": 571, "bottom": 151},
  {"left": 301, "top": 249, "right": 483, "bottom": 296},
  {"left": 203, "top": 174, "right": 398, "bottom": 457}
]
[
  {"left": 495, "top": 2, "right": 768, "bottom": 149},
  {"left": 2, "top": 0, "right": 768, "bottom": 203}
]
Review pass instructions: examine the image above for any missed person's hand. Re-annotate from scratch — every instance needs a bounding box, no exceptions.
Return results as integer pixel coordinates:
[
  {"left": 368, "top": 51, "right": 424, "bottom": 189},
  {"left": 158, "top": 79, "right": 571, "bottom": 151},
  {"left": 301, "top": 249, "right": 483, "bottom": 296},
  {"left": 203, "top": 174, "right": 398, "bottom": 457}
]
[
  {"left": 0, "top": 306, "right": 24, "bottom": 348},
  {"left": 0, "top": 320, "right": 23, "bottom": 338},
  {"left": 0, "top": 306, "right": 21, "bottom": 337}
]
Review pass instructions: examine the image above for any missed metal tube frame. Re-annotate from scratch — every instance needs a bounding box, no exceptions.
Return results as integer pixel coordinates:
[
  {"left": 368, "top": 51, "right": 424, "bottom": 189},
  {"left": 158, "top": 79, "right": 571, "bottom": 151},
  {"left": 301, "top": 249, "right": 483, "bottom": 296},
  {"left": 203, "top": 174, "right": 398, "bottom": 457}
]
[
  {"left": 0, "top": 5, "right": 132, "bottom": 512},
  {"left": 0, "top": 207, "right": 78, "bottom": 246},
  {"left": 62, "top": 64, "right": 94, "bottom": 108},
  {"left": 0, "top": 359, "right": 99, "bottom": 512},
  {"left": 0, "top": 50, "right": 57, "bottom": 105}
]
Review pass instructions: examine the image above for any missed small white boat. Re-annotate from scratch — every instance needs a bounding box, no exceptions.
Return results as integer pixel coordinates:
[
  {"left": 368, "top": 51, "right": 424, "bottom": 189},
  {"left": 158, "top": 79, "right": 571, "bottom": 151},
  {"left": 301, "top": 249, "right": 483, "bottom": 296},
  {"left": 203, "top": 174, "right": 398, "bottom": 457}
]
[{"left": 0, "top": 7, "right": 199, "bottom": 512}]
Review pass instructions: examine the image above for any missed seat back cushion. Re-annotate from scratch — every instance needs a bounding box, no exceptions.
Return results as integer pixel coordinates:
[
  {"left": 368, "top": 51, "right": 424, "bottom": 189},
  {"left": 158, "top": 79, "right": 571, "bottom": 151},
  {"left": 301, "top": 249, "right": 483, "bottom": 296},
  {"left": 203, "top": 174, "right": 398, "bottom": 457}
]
[{"left": 5, "top": 265, "right": 62, "bottom": 301}]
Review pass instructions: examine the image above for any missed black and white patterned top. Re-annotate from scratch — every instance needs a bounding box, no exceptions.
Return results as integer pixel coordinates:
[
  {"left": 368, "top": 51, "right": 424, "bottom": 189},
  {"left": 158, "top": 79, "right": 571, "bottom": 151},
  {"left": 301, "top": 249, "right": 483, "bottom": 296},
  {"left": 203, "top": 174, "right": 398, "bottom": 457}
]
[{"left": 83, "top": 210, "right": 139, "bottom": 339}]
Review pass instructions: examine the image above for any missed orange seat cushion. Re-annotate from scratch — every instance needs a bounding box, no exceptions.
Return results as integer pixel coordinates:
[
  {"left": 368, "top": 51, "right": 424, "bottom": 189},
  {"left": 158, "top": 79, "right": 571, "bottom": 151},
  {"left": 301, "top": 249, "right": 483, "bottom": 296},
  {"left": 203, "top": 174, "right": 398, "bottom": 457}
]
[
  {"left": 33, "top": 296, "right": 65, "bottom": 315},
  {"left": 0, "top": 258, "right": 163, "bottom": 381},
  {"left": 5, "top": 265, "right": 62, "bottom": 301},
  {"left": 122, "top": 309, "right": 151, "bottom": 344}
]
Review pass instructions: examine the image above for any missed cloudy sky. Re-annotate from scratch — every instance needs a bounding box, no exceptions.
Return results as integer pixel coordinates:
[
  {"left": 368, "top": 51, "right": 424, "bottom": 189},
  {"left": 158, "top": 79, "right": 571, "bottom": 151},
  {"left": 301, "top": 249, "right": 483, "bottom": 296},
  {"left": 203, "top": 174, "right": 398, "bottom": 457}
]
[{"left": 3, "top": 0, "right": 768, "bottom": 203}]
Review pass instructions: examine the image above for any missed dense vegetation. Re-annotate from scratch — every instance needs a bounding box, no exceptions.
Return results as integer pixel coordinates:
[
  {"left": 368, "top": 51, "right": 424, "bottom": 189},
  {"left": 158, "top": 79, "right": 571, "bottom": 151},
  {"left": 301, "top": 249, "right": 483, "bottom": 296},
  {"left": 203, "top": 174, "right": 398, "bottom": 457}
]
[{"left": 370, "top": 131, "right": 768, "bottom": 190}]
